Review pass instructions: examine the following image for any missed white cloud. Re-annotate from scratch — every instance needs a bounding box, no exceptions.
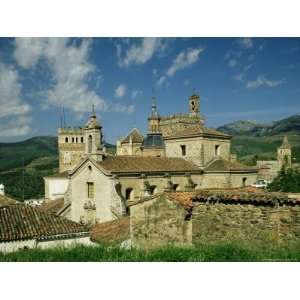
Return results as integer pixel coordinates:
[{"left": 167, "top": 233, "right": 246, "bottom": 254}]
[
  {"left": 166, "top": 48, "right": 204, "bottom": 77},
  {"left": 14, "top": 38, "right": 133, "bottom": 114},
  {"left": 233, "top": 74, "right": 243, "bottom": 81},
  {"left": 184, "top": 79, "right": 190, "bottom": 86},
  {"left": 246, "top": 75, "right": 284, "bottom": 89},
  {"left": 153, "top": 68, "right": 158, "bottom": 77},
  {"left": 243, "top": 64, "right": 253, "bottom": 72},
  {"left": 228, "top": 59, "right": 237, "bottom": 68},
  {"left": 131, "top": 89, "right": 143, "bottom": 99},
  {"left": 117, "top": 38, "right": 170, "bottom": 68},
  {"left": 0, "top": 62, "right": 32, "bottom": 138},
  {"left": 156, "top": 76, "right": 166, "bottom": 86},
  {"left": 114, "top": 84, "right": 127, "bottom": 98},
  {"left": 237, "top": 37, "right": 253, "bottom": 49}
]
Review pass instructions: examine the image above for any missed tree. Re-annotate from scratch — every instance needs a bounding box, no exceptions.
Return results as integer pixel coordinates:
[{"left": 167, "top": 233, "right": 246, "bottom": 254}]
[{"left": 268, "top": 167, "right": 300, "bottom": 193}]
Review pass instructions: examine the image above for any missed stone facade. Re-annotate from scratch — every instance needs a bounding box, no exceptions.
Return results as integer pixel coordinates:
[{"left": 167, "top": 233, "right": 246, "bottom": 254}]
[
  {"left": 58, "top": 127, "right": 85, "bottom": 173},
  {"left": 256, "top": 136, "right": 293, "bottom": 181}
]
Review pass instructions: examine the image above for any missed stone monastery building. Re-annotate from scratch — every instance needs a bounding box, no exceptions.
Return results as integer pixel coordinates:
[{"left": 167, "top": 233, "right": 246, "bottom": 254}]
[{"left": 44, "top": 92, "right": 258, "bottom": 225}]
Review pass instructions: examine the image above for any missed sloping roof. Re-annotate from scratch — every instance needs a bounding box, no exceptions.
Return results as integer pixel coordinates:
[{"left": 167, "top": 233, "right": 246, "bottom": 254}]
[
  {"left": 44, "top": 171, "right": 69, "bottom": 179},
  {"left": 90, "top": 217, "right": 130, "bottom": 244},
  {"left": 0, "top": 195, "right": 18, "bottom": 207},
  {"left": 0, "top": 205, "right": 88, "bottom": 242},
  {"left": 165, "top": 124, "right": 231, "bottom": 139},
  {"left": 97, "top": 156, "right": 201, "bottom": 174},
  {"left": 133, "top": 189, "right": 300, "bottom": 209},
  {"left": 204, "top": 157, "right": 257, "bottom": 173},
  {"left": 121, "top": 128, "right": 144, "bottom": 144},
  {"left": 38, "top": 198, "right": 65, "bottom": 214}
]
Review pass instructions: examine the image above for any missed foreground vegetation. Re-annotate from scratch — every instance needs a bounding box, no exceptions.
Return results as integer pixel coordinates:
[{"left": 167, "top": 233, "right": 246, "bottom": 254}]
[
  {"left": 1, "top": 243, "right": 300, "bottom": 262},
  {"left": 268, "top": 167, "right": 300, "bottom": 193}
]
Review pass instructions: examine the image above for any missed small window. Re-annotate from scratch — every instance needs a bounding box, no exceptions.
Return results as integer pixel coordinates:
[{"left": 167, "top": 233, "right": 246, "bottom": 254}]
[
  {"left": 81, "top": 137, "right": 84, "bottom": 143},
  {"left": 87, "top": 182, "right": 94, "bottom": 199},
  {"left": 125, "top": 188, "right": 134, "bottom": 201},
  {"left": 72, "top": 137, "right": 75, "bottom": 143},
  {"left": 65, "top": 137, "right": 68, "bottom": 143},
  {"left": 76, "top": 137, "right": 78, "bottom": 143},
  {"left": 88, "top": 135, "right": 92, "bottom": 153},
  {"left": 242, "top": 177, "right": 247, "bottom": 187},
  {"left": 215, "top": 145, "right": 220, "bottom": 156},
  {"left": 180, "top": 145, "right": 186, "bottom": 156},
  {"left": 173, "top": 184, "right": 179, "bottom": 191},
  {"left": 150, "top": 185, "right": 158, "bottom": 195}
]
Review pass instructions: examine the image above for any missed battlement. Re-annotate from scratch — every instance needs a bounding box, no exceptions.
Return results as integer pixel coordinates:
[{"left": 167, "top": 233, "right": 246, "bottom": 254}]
[{"left": 58, "top": 127, "right": 84, "bottom": 135}]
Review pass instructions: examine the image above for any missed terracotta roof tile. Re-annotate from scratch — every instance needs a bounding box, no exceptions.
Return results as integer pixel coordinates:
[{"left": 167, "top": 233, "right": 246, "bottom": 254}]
[
  {"left": 90, "top": 217, "right": 130, "bottom": 243},
  {"left": 165, "top": 124, "right": 231, "bottom": 139},
  {"left": 98, "top": 156, "right": 201, "bottom": 174},
  {"left": 38, "top": 198, "right": 65, "bottom": 214},
  {"left": 0, "top": 205, "right": 88, "bottom": 242},
  {"left": 204, "top": 157, "right": 257, "bottom": 172}
]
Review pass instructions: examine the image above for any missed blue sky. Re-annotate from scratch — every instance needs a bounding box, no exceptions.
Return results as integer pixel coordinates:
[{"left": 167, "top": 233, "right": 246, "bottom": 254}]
[{"left": 0, "top": 37, "right": 299, "bottom": 143}]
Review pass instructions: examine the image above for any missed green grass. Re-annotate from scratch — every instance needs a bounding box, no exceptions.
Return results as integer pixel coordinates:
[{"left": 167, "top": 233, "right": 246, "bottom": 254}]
[{"left": 1, "top": 243, "right": 300, "bottom": 262}]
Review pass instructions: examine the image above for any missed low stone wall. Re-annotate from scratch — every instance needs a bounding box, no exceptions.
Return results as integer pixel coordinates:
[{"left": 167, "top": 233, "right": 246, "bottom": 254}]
[
  {"left": 130, "top": 195, "right": 192, "bottom": 249},
  {"left": 192, "top": 201, "right": 300, "bottom": 246}
]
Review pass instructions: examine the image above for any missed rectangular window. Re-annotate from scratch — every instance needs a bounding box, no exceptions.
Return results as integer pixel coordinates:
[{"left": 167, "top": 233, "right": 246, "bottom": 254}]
[
  {"left": 180, "top": 145, "right": 186, "bottom": 156},
  {"left": 87, "top": 182, "right": 94, "bottom": 199},
  {"left": 215, "top": 145, "right": 220, "bottom": 156}
]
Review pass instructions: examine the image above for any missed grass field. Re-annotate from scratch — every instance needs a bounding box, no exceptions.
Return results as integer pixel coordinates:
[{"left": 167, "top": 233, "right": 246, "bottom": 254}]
[{"left": 1, "top": 243, "right": 300, "bottom": 262}]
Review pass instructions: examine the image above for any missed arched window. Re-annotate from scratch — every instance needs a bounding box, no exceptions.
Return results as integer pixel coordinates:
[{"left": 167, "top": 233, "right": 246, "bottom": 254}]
[
  {"left": 65, "top": 137, "right": 68, "bottom": 143},
  {"left": 242, "top": 177, "right": 247, "bottom": 187},
  {"left": 215, "top": 145, "right": 220, "bottom": 156},
  {"left": 76, "top": 137, "right": 78, "bottom": 143},
  {"left": 125, "top": 188, "right": 134, "bottom": 201},
  {"left": 81, "top": 137, "right": 84, "bottom": 143},
  {"left": 88, "top": 135, "right": 92, "bottom": 153},
  {"left": 72, "top": 137, "right": 74, "bottom": 143}
]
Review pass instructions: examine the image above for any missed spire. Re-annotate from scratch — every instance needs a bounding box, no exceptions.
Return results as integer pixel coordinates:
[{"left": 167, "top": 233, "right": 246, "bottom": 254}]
[
  {"left": 280, "top": 135, "right": 291, "bottom": 149},
  {"left": 91, "top": 104, "right": 96, "bottom": 118},
  {"left": 150, "top": 89, "right": 159, "bottom": 119}
]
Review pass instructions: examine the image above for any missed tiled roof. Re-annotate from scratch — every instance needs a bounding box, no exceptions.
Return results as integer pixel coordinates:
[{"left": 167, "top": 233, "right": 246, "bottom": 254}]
[
  {"left": 150, "top": 189, "right": 300, "bottom": 208},
  {"left": 45, "top": 171, "right": 69, "bottom": 179},
  {"left": 165, "top": 124, "right": 231, "bottom": 139},
  {"left": 121, "top": 128, "right": 144, "bottom": 144},
  {"left": 0, "top": 195, "right": 18, "bottom": 207},
  {"left": 90, "top": 217, "right": 130, "bottom": 244},
  {"left": 98, "top": 156, "right": 201, "bottom": 174},
  {"left": 38, "top": 198, "right": 65, "bottom": 214},
  {"left": 204, "top": 157, "right": 257, "bottom": 172},
  {"left": 0, "top": 205, "right": 88, "bottom": 242}
]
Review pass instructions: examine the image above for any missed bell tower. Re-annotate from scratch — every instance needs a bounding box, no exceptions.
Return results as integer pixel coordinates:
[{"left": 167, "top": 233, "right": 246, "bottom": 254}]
[
  {"left": 148, "top": 95, "right": 161, "bottom": 133},
  {"left": 84, "top": 105, "right": 105, "bottom": 161},
  {"left": 277, "top": 135, "right": 292, "bottom": 169},
  {"left": 189, "top": 92, "right": 200, "bottom": 116}
]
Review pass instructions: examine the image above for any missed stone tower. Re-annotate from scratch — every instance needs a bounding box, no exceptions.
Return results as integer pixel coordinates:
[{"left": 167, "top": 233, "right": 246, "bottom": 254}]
[
  {"left": 148, "top": 96, "right": 161, "bottom": 133},
  {"left": 58, "top": 127, "right": 85, "bottom": 173},
  {"left": 84, "top": 105, "right": 105, "bottom": 161},
  {"left": 189, "top": 93, "right": 200, "bottom": 116},
  {"left": 277, "top": 135, "right": 292, "bottom": 169}
]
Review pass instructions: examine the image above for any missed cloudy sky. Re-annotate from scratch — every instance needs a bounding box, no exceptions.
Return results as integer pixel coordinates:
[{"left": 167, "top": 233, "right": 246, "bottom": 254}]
[{"left": 0, "top": 37, "right": 299, "bottom": 143}]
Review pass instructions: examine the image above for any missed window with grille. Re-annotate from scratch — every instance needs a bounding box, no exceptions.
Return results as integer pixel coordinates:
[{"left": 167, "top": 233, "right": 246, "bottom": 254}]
[{"left": 87, "top": 182, "right": 94, "bottom": 199}]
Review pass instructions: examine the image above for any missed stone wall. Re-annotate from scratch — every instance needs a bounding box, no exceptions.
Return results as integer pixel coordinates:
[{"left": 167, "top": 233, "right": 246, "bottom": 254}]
[
  {"left": 164, "top": 136, "right": 231, "bottom": 167},
  {"left": 130, "top": 195, "right": 192, "bottom": 249},
  {"left": 192, "top": 201, "right": 300, "bottom": 246}
]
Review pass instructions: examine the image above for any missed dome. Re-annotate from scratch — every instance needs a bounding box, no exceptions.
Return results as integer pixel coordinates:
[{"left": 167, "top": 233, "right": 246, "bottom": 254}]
[{"left": 142, "top": 133, "right": 164, "bottom": 149}]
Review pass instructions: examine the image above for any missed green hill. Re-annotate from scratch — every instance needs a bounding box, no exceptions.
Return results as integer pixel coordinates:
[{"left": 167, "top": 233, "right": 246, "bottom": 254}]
[
  {"left": 0, "top": 136, "right": 116, "bottom": 200},
  {"left": 217, "top": 115, "right": 300, "bottom": 165}
]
